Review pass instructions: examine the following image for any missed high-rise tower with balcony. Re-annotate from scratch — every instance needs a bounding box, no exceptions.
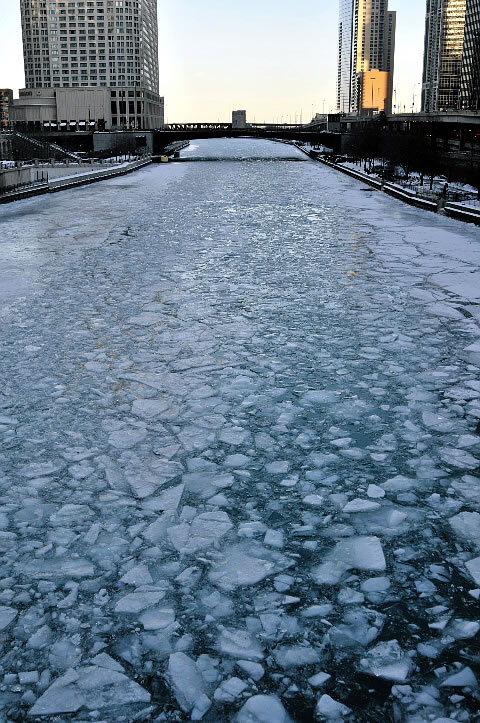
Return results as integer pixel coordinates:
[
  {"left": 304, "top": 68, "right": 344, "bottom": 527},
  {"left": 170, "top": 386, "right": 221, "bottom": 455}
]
[
  {"left": 422, "top": 0, "right": 480, "bottom": 112},
  {"left": 337, "top": 0, "right": 396, "bottom": 115},
  {"left": 14, "top": 0, "right": 163, "bottom": 130}
]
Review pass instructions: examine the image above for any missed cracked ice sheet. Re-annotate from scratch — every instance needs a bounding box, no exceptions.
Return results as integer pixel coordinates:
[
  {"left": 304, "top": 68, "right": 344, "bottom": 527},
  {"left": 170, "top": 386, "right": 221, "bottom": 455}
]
[{"left": 1, "top": 138, "right": 480, "bottom": 722}]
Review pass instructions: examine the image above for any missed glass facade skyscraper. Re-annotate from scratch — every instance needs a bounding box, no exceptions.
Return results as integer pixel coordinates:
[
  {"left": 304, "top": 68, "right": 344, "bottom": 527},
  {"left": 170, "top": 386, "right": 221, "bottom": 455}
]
[
  {"left": 337, "top": 0, "right": 396, "bottom": 115},
  {"left": 460, "top": 0, "right": 480, "bottom": 109},
  {"left": 422, "top": 0, "right": 480, "bottom": 111},
  {"left": 337, "top": 0, "right": 355, "bottom": 113}
]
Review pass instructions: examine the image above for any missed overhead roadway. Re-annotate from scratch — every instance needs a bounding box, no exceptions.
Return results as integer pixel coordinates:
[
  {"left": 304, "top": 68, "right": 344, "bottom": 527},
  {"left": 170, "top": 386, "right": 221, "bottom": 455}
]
[{"left": 152, "top": 122, "right": 339, "bottom": 154}]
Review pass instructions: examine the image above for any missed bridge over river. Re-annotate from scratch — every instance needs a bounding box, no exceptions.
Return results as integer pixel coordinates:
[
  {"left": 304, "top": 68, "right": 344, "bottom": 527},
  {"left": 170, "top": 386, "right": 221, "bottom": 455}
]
[
  {"left": 0, "top": 138, "right": 479, "bottom": 722},
  {"left": 153, "top": 121, "right": 339, "bottom": 154}
]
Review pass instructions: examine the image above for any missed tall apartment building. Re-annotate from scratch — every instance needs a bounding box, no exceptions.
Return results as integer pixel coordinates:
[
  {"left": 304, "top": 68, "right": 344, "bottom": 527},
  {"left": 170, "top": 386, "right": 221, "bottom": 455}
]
[
  {"left": 337, "top": 0, "right": 396, "bottom": 115},
  {"left": 12, "top": 0, "right": 163, "bottom": 130},
  {"left": 422, "top": 0, "right": 480, "bottom": 112}
]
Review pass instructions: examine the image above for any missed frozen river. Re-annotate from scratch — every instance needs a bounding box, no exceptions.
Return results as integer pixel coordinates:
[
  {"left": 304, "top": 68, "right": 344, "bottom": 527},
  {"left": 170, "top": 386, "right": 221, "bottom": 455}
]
[{"left": 0, "top": 139, "right": 479, "bottom": 721}]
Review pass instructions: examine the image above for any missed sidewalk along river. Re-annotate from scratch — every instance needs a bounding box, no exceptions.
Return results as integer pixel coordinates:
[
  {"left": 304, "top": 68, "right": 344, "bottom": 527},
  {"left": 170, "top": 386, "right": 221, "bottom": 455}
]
[{"left": 0, "top": 138, "right": 479, "bottom": 721}]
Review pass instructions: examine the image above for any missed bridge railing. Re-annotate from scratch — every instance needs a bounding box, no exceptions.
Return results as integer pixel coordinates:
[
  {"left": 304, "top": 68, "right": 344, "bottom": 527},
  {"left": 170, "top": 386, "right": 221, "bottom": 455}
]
[{"left": 163, "top": 122, "right": 317, "bottom": 132}]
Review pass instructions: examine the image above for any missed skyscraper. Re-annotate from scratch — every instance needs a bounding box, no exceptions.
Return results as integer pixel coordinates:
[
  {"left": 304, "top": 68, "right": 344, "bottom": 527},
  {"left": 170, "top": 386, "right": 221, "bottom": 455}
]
[
  {"left": 460, "top": 0, "right": 480, "bottom": 109},
  {"left": 422, "top": 0, "right": 480, "bottom": 112},
  {"left": 337, "top": 0, "right": 396, "bottom": 115},
  {"left": 15, "top": 0, "right": 163, "bottom": 129}
]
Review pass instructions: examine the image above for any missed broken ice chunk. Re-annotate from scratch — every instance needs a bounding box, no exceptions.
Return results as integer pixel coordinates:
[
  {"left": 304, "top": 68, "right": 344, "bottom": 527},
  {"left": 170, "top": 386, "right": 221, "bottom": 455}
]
[
  {"left": 360, "top": 577, "right": 390, "bottom": 593},
  {"left": 28, "top": 669, "right": 83, "bottom": 715},
  {"left": 329, "top": 607, "right": 385, "bottom": 648},
  {"left": 0, "top": 606, "right": 17, "bottom": 631},
  {"left": 301, "top": 604, "right": 334, "bottom": 618},
  {"left": 119, "top": 564, "right": 153, "bottom": 586},
  {"left": 50, "top": 504, "right": 93, "bottom": 525},
  {"left": 90, "top": 654, "right": 124, "bottom": 672},
  {"left": 108, "top": 427, "right": 147, "bottom": 449},
  {"left": 131, "top": 399, "right": 170, "bottom": 419},
  {"left": 315, "top": 694, "right": 351, "bottom": 719},
  {"left": 303, "top": 495, "right": 324, "bottom": 507},
  {"left": 457, "top": 434, "right": 480, "bottom": 448},
  {"left": 29, "top": 666, "right": 150, "bottom": 716},
  {"left": 19, "top": 461, "right": 64, "bottom": 478},
  {"left": 382, "top": 476, "right": 416, "bottom": 492},
  {"left": 311, "top": 560, "right": 349, "bottom": 586},
  {"left": 309, "top": 452, "right": 340, "bottom": 467},
  {"left": 18, "top": 671, "right": 39, "bottom": 685},
  {"left": 218, "top": 627, "right": 264, "bottom": 661},
  {"left": 141, "top": 483, "right": 184, "bottom": 513},
  {"left": 126, "top": 461, "right": 182, "bottom": 499},
  {"left": 209, "top": 544, "right": 288, "bottom": 591},
  {"left": 235, "top": 695, "right": 292, "bottom": 723},
  {"left": 128, "top": 312, "right": 166, "bottom": 326},
  {"left": 200, "top": 590, "right": 233, "bottom": 618},
  {"left": 266, "top": 461, "right": 290, "bottom": 474},
  {"left": 57, "top": 581, "right": 79, "bottom": 609},
  {"left": 440, "top": 448, "right": 478, "bottom": 470},
  {"left": 326, "top": 536, "right": 386, "bottom": 574},
  {"left": 167, "top": 652, "right": 209, "bottom": 714},
  {"left": 114, "top": 590, "right": 165, "bottom": 614},
  {"left": 17, "top": 558, "right": 94, "bottom": 580},
  {"left": 359, "top": 640, "right": 411, "bottom": 681},
  {"left": 219, "top": 427, "right": 251, "bottom": 445},
  {"left": 264, "top": 529, "right": 284, "bottom": 549},
  {"left": 214, "top": 677, "right": 248, "bottom": 702},
  {"left": 183, "top": 471, "right": 234, "bottom": 499},
  {"left": 236, "top": 660, "right": 264, "bottom": 681},
  {"left": 337, "top": 587, "right": 364, "bottom": 604},
  {"left": 274, "top": 646, "right": 321, "bottom": 668},
  {"left": 367, "top": 484, "right": 385, "bottom": 499},
  {"left": 446, "top": 619, "right": 479, "bottom": 640},
  {"left": 465, "top": 556, "right": 480, "bottom": 586},
  {"left": 139, "top": 607, "right": 175, "bottom": 631},
  {"left": 308, "top": 672, "right": 331, "bottom": 688},
  {"left": 225, "top": 454, "right": 251, "bottom": 468},
  {"left": 449, "top": 512, "right": 480, "bottom": 549},
  {"left": 27, "top": 625, "right": 53, "bottom": 650},
  {"left": 238, "top": 521, "right": 267, "bottom": 538},
  {"left": 167, "top": 511, "right": 233, "bottom": 554},
  {"left": 422, "top": 412, "right": 455, "bottom": 433},
  {"left": 343, "top": 499, "right": 381, "bottom": 513},
  {"left": 440, "top": 667, "right": 478, "bottom": 688},
  {"left": 302, "top": 390, "right": 339, "bottom": 404}
]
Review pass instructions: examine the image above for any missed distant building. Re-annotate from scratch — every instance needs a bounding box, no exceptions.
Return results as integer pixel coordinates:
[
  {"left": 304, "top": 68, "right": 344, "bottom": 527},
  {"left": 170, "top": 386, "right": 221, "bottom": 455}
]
[
  {"left": 12, "top": 0, "right": 164, "bottom": 130},
  {"left": 337, "top": 0, "right": 396, "bottom": 115},
  {"left": 422, "top": 0, "right": 480, "bottom": 112},
  {"left": 0, "top": 89, "right": 13, "bottom": 128},
  {"left": 232, "top": 110, "right": 247, "bottom": 129}
]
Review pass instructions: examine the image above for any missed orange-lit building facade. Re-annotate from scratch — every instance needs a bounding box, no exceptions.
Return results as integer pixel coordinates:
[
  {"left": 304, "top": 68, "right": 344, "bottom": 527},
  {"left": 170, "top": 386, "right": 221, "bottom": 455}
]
[
  {"left": 359, "top": 71, "right": 390, "bottom": 114},
  {"left": 337, "top": 0, "right": 396, "bottom": 115}
]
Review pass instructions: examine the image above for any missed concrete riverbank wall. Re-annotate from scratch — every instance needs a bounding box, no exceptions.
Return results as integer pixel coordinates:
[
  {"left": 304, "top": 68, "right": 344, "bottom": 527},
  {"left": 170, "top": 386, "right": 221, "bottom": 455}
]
[
  {"left": 309, "top": 152, "right": 480, "bottom": 226},
  {"left": 0, "top": 157, "right": 152, "bottom": 203}
]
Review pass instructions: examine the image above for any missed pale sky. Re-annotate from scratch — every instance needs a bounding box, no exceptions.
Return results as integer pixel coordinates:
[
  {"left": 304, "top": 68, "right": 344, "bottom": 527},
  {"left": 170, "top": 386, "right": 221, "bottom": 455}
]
[{"left": 0, "top": 0, "right": 426, "bottom": 122}]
